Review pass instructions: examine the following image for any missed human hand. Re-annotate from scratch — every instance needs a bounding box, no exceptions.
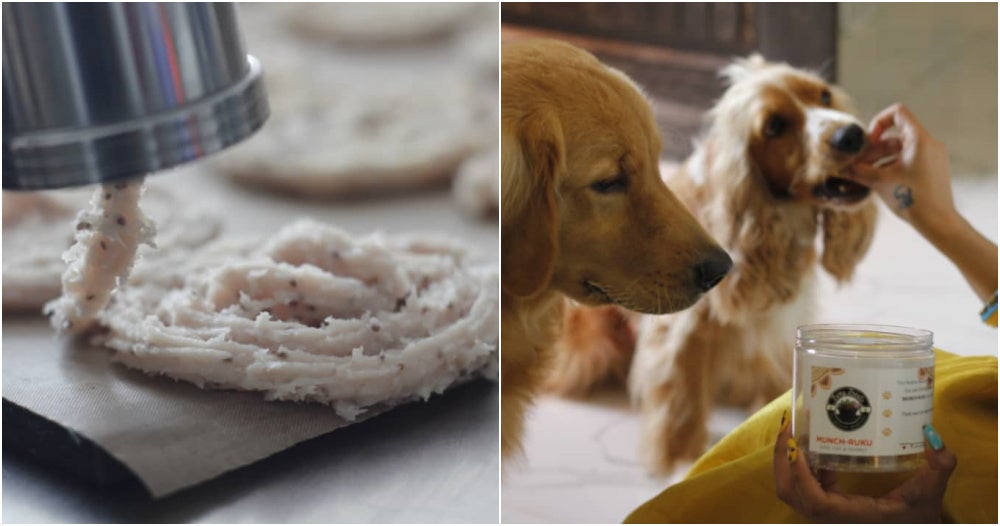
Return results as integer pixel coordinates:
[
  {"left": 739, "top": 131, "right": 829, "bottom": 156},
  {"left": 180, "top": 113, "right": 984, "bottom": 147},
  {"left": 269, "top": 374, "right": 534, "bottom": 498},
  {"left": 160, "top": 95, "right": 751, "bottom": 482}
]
[
  {"left": 774, "top": 411, "right": 957, "bottom": 523},
  {"left": 849, "top": 103, "right": 959, "bottom": 237}
]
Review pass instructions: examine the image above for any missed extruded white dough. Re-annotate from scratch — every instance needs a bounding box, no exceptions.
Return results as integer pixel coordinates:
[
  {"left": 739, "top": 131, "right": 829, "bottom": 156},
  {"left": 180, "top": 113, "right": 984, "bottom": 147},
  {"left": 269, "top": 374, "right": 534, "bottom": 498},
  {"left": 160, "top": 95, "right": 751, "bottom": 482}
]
[
  {"left": 3, "top": 185, "right": 220, "bottom": 312},
  {"left": 452, "top": 147, "right": 499, "bottom": 219},
  {"left": 215, "top": 80, "right": 492, "bottom": 198},
  {"left": 99, "top": 220, "right": 498, "bottom": 419},
  {"left": 44, "top": 180, "right": 156, "bottom": 332},
  {"left": 286, "top": 3, "right": 485, "bottom": 46}
]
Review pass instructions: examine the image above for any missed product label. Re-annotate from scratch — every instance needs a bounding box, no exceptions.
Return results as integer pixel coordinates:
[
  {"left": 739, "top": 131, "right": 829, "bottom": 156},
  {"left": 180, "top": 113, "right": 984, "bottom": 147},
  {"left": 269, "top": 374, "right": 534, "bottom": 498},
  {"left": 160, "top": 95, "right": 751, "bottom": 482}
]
[{"left": 807, "top": 357, "right": 933, "bottom": 457}]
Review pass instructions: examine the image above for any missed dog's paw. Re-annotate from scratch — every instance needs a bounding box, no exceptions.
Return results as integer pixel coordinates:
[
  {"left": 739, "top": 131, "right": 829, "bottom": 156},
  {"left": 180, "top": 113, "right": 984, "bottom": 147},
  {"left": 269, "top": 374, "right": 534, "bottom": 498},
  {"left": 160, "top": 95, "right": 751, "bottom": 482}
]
[
  {"left": 637, "top": 383, "right": 711, "bottom": 475},
  {"left": 640, "top": 421, "right": 709, "bottom": 475}
]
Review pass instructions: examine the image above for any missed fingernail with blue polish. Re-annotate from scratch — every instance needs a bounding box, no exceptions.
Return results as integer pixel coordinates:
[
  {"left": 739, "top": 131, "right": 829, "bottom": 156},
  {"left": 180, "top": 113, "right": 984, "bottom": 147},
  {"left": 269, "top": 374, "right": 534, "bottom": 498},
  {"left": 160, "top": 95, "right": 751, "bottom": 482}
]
[{"left": 923, "top": 424, "right": 944, "bottom": 451}]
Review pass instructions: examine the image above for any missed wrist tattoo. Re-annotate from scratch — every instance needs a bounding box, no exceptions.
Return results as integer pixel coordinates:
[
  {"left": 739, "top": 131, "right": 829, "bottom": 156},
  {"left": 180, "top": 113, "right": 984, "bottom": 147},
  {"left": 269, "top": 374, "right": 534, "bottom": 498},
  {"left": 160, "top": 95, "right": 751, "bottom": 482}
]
[{"left": 893, "top": 184, "right": 914, "bottom": 210}]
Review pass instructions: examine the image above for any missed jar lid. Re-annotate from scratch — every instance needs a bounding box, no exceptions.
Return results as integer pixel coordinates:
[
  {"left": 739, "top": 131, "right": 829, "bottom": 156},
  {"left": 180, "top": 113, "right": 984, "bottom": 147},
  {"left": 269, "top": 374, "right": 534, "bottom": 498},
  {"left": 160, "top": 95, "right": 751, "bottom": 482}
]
[{"left": 797, "top": 323, "right": 933, "bottom": 357}]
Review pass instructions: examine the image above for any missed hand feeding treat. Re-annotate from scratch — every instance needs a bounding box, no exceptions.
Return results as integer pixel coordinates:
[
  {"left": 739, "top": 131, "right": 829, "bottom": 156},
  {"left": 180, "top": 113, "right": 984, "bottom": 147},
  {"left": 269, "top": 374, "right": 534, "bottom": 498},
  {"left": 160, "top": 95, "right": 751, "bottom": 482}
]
[
  {"left": 793, "top": 324, "right": 934, "bottom": 472},
  {"left": 97, "top": 220, "right": 498, "bottom": 419}
]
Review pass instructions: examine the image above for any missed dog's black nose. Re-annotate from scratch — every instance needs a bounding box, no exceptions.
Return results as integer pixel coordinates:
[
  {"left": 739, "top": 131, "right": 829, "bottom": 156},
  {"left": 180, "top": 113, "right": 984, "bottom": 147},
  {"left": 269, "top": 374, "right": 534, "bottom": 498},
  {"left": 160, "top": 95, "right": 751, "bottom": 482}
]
[
  {"left": 830, "top": 124, "right": 865, "bottom": 154},
  {"left": 695, "top": 251, "right": 733, "bottom": 292}
]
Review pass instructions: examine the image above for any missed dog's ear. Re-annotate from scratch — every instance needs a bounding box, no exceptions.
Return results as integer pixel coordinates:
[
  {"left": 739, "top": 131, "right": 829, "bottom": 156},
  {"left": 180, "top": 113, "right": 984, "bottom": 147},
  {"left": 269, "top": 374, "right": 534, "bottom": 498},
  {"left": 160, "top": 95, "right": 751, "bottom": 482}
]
[
  {"left": 820, "top": 200, "right": 878, "bottom": 282},
  {"left": 720, "top": 54, "right": 767, "bottom": 86},
  {"left": 830, "top": 85, "right": 859, "bottom": 115},
  {"left": 704, "top": 145, "right": 818, "bottom": 323},
  {"left": 501, "top": 108, "right": 564, "bottom": 298}
]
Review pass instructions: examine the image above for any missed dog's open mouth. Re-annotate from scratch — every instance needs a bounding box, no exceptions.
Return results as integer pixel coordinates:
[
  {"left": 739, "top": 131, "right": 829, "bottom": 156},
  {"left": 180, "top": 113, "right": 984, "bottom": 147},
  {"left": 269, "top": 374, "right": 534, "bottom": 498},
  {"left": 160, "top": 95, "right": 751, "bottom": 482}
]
[
  {"left": 582, "top": 280, "right": 613, "bottom": 303},
  {"left": 813, "top": 176, "right": 870, "bottom": 203}
]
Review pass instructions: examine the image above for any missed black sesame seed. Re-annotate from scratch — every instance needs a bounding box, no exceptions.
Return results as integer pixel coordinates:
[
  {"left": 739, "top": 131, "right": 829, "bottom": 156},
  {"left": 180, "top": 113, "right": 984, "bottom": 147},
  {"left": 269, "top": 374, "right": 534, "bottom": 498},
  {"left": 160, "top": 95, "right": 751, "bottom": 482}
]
[
  {"left": 85, "top": 294, "right": 95, "bottom": 301},
  {"left": 104, "top": 193, "right": 112, "bottom": 200},
  {"left": 290, "top": 279, "right": 297, "bottom": 287},
  {"left": 116, "top": 215, "right": 126, "bottom": 226},
  {"left": 100, "top": 240, "right": 107, "bottom": 250},
  {"left": 76, "top": 222, "right": 92, "bottom": 230}
]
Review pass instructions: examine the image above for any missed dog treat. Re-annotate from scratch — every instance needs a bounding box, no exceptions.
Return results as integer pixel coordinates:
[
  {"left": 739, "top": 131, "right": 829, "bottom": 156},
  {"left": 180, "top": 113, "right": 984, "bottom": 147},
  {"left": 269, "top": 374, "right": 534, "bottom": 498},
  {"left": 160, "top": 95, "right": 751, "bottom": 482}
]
[
  {"left": 452, "top": 146, "right": 499, "bottom": 219},
  {"left": 98, "top": 220, "right": 498, "bottom": 420},
  {"left": 3, "top": 192, "right": 84, "bottom": 312},
  {"left": 214, "top": 80, "right": 490, "bottom": 198},
  {"left": 456, "top": 9, "right": 500, "bottom": 82},
  {"left": 223, "top": 3, "right": 496, "bottom": 200},
  {"left": 43, "top": 180, "right": 157, "bottom": 332},
  {"left": 285, "top": 3, "right": 484, "bottom": 46},
  {"left": 3, "top": 185, "right": 220, "bottom": 312},
  {"left": 793, "top": 324, "right": 934, "bottom": 472}
]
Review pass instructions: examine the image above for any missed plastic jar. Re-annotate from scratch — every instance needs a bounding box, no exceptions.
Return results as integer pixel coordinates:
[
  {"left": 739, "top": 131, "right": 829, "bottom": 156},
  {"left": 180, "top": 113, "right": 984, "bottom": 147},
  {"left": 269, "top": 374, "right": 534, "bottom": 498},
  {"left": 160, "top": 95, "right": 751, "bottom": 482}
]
[{"left": 792, "top": 324, "right": 934, "bottom": 472}]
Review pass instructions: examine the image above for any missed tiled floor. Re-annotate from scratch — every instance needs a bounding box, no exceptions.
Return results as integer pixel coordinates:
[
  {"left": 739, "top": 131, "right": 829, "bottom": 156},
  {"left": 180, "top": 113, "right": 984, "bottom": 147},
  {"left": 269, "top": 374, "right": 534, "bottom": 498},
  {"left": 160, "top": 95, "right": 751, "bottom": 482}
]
[{"left": 501, "top": 175, "right": 998, "bottom": 524}]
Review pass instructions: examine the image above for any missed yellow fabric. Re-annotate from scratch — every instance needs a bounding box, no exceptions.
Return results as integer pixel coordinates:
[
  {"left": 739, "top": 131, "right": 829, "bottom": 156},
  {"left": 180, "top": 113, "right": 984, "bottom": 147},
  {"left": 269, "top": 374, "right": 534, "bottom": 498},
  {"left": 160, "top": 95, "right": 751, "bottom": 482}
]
[{"left": 625, "top": 350, "right": 998, "bottom": 524}]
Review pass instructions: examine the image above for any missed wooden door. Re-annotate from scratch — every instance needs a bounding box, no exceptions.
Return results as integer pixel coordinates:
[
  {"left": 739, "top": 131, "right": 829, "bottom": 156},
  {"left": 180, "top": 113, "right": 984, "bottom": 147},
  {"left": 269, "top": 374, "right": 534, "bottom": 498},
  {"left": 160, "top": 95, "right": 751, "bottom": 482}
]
[{"left": 501, "top": 3, "right": 837, "bottom": 159}]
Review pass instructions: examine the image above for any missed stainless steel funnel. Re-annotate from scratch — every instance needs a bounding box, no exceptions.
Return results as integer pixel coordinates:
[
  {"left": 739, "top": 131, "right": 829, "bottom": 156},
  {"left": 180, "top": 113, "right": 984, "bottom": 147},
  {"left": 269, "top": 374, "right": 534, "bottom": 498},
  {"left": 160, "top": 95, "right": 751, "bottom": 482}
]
[{"left": 3, "top": 2, "right": 269, "bottom": 190}]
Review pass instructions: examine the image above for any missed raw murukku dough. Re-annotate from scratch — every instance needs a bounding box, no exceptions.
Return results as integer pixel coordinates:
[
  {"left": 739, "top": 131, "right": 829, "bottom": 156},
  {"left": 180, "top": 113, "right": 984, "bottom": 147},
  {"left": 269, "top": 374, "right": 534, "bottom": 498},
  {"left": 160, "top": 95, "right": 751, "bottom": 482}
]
[
  {"left": 455, "top": 5, "right": 499, "bottom": 82},
  {"left": 98, "top": 220, "right": 498, "bottom": 419},
  {"left": 44, "top": 180, "right": 156, "bottom": 332},
  {"left": 3, "top": 184, "right": 220, "bottom": 313},
  {"left": 451, "top": 85, "right": 497, "bottom": 219},
  {"left": 285, "top": 3, "right": 485, "bottom": 47},
  {"left": 3, "top": 191, "right": 85, "bottom": 312},
  {"left": 223, "top": 3, "right": 496, "bottom": 200},
  {"left": 452, "top": 146, "right": 499, "bottom": 219},
  {"left": 214, "top": 80, "right": 491, "bottom": 198}
]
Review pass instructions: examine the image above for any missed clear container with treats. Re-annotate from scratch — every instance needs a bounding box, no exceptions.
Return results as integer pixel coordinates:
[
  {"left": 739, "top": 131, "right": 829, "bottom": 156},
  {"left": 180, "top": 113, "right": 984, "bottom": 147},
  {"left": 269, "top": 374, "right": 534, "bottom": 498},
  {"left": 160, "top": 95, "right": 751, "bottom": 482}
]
[{"left": 793, "top": 324, "right": 934, "bottom": 472}]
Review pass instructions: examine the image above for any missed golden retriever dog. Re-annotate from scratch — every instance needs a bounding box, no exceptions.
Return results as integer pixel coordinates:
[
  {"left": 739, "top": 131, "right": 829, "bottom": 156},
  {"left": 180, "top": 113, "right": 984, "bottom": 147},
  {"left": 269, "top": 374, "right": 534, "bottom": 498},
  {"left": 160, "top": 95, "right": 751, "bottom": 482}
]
[
  {"left": 501, "top": 39, "right": 732, "bottom": 458},
  {"left": 548, "top": 55, "right": 878, "bottom": 473}
]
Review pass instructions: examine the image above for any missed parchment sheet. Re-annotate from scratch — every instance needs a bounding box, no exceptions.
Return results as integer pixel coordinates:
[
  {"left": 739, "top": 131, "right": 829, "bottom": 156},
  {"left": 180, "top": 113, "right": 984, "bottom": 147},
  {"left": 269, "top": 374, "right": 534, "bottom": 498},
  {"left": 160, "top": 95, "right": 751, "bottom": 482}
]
[{"left": 3, "top": 316, "right": 377, "bottom": 497}]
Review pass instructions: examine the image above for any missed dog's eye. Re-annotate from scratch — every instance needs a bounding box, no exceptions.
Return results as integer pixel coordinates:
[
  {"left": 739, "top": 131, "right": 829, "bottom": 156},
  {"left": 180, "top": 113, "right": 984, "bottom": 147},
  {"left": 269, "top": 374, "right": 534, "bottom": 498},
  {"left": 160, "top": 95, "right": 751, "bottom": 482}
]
[
  {"left": 764, "top": 116, "right": 788, "bottom": 138},
  {"left": 820, "top": 89, "right": 832, "bottom": 106},
  {"left": 590, "top": 175, "right": 628, "bottom": 194}
]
